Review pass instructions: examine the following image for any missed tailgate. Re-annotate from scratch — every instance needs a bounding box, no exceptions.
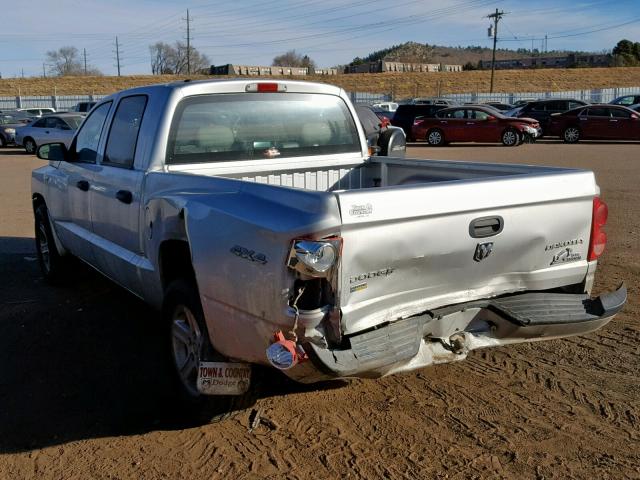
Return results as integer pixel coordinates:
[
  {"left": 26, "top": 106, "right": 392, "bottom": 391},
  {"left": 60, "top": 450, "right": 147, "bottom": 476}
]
[{"left": 335, "top": 170, "right": 597, "bottom": 334}]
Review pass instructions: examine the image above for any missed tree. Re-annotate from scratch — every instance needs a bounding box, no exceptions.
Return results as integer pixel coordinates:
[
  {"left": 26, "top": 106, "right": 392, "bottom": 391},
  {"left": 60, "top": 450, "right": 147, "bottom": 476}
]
[
  {"left": 45, "top": 46, "right": 101, "bottom": 76},
  {"left": 272, "top": 50, "right": 317, "bottom": 70},
  {"left": 613, "top": 39, "right": 640, "bottom": 66},
  {"left": 149, "top": 42, "right": 174, "bottom": 75},
  {"left": 149, "top": 41, "right": 210, "bottom": 74}
]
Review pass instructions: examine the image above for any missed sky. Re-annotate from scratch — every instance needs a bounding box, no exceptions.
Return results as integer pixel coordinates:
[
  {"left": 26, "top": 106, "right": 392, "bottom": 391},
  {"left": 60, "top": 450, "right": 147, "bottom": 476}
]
[{"left": 1, "top": 0, "right": 639, "bottom": 78}]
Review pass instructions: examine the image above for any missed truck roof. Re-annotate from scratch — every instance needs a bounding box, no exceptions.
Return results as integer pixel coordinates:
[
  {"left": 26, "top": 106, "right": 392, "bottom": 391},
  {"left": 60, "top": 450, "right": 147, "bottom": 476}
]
[{"left": 100, "top": 78, "right": 344, "bottom": 101}]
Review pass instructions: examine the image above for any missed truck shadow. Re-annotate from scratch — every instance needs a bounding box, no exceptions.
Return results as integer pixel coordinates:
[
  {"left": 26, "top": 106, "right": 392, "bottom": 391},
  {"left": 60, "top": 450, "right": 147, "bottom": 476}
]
[{"left": 0, "top": 236, "right": 345, "bottom": 453}]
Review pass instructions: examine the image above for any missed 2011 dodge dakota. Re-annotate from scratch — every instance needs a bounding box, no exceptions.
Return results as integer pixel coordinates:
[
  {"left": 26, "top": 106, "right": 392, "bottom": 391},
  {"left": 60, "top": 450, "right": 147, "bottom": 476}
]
[{"left": 31, "top": 79, "right": 626, "bottom": 421}]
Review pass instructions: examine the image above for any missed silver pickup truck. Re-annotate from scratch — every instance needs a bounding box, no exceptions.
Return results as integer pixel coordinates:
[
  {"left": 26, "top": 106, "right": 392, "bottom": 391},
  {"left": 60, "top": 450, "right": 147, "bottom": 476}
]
[{"left": 32, "top": 79, "right": 625, "bottom": 420}]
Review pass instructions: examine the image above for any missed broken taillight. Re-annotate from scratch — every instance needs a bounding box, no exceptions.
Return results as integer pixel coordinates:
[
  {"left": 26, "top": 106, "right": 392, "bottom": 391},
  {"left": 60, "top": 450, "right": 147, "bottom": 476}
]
[{"left": 588, "top": 197, "right": 608, "bottom": 261}]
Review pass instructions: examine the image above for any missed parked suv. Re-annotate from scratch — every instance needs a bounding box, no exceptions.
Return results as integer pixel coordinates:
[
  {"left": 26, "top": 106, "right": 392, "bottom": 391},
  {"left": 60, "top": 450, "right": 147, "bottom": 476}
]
[
  {"left": 391, "top": 104, "right": 448, "bottom": 140},
  {"left": 70, "top": 101, "right": 97, "bottom": 113},
  {"left": 610, "top": 94, "right": 640, "bottom": 107},
  {"left": 515, "top": 99, "right": 588, "bottom": 136}
]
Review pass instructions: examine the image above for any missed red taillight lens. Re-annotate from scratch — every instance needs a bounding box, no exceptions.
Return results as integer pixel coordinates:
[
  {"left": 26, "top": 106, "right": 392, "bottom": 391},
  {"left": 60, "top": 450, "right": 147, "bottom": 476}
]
[
  {"left": 257, "top": 83, "right": 278, "bottom": 92},
  {"left": 588, "top": 197, "right": 608, "bottom": 261},
  {"left": 245, "top": 82, "right": 286, "bottom": 93}
]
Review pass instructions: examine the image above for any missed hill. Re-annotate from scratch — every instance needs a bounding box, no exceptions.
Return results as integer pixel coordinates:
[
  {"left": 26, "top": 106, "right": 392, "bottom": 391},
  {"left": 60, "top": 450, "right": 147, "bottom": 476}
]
[
  {"left": 351, "top": 41, "right": 577, "bottom": 67},
  {"left": 1, "top": 67, "right": 639, "bottom": 99}
]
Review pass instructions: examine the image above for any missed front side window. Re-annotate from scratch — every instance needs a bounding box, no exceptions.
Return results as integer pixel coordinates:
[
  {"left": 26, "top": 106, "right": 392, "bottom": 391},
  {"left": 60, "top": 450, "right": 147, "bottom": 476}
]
[
  {"left": 73, "top": 101, "right": 112, "bottom": 163},
  {"left": 32, "top": 119, "right": 46, "bottom": 128},
  {"left": 104, "top": 95, "right": 148, "bottom": 168},
  {"left": 617, "top": 96, "right": 635, "bottom": 106},
  {"left": 167, "top": 93, "right": 360, "bottom": 164}
]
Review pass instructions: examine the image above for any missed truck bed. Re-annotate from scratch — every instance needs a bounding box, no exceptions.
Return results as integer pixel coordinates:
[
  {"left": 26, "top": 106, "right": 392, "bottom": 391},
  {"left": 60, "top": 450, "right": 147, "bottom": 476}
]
[
  {"left": 169, "top": 157, "right": 597, "bottom": 335},
  {"left": 173, "top": 156, "right": 578, "bottom": 192}
]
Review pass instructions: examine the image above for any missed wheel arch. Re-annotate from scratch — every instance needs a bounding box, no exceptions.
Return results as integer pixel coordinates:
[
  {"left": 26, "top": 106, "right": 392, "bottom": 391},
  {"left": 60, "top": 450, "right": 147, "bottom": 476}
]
[{"left": 158, "top": 239, "right": 196, "bottom": 292}]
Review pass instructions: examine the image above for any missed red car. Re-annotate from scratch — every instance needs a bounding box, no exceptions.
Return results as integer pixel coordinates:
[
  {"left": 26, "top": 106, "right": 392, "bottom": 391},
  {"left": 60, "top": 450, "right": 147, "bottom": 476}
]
[
  {"left": 548, "top": 104, "right": 640, "bottom": 143},
  {"left": 412, "top": 106, "right": 541, "bottom": 146}
]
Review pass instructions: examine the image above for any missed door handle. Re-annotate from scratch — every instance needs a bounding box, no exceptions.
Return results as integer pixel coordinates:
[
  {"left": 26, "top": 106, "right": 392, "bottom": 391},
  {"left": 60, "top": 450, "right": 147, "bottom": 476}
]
[
  {"left": 466, "top": 122, "right": 475, "bottom": 125},
  {"left": 45, "top": 130, "right": 50, "bottom": 134},
  {"left": 469, "top": 216, "right": 504, "bottom": 238},
  {"left": 609, "top": 119, "right": 618, "bottom": 122},
  {"left": 116, "top": 190, "right": 133, "bottom": 204},
  {"left": 76, "top": 180, "right": 89, "bottom": 191}
]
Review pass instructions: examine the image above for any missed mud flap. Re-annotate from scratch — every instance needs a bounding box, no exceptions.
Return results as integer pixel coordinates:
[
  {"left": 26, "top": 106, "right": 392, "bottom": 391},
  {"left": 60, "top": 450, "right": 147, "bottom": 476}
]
[{"left": 197, "top": 362, "right": 251, "bottom": 395}]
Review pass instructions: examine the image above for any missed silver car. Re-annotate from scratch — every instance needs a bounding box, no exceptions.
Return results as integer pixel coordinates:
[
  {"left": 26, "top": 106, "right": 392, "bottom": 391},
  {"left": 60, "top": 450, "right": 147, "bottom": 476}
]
[
  {"left": 0, "top": 112, "right": 32, "bottom": 146},
  {"left": 15, "top": 113, "right": 84, "bottom": 153}
]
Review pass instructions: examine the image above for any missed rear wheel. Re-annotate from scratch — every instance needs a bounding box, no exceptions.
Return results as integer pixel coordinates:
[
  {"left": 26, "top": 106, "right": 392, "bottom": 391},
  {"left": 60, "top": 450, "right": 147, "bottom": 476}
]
[
  {"left": 426, "top": 128, "right": 445, "bottom": 146},
  {"left": 0, "top": 134, "right": 6, "bottom": 147},
  {"left": 501, "top": 128, "right": 520, "bottom": 146},
  {"left": 24, "top": 137, "right": 37, "bottom": 154},
  {"left": 163, "top": 278, "right": 252, "bottom": 424},
  {"left": 563, "top": 126, "right": 580, "bottom": 143}
]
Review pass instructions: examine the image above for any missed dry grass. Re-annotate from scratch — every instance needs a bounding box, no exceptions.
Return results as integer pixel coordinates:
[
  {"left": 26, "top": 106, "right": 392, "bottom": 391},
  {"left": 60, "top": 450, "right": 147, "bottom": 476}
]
[{"left": 1, "top": 67, "right": 639, "bottom": 98}]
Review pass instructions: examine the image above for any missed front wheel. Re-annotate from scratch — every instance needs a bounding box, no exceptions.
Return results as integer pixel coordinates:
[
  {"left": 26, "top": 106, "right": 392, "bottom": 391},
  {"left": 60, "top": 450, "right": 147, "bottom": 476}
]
[
  {"left": 24, "top": 137, "right": 37, "bottom": 154},
  {"left": 501, "top": 128, "right": 520, "bottom": 146},
  {"left": 426, "top": 128, "right": 445, "bottom": 146},
  {"left": 563, "top": 126, "right": 580, "bottom": 143},
  {"left": 34, "top": 204, "right": 71, "bottom": 284},
  {"left": 163, "top": 279, "right": 251, "bottom": 424}
]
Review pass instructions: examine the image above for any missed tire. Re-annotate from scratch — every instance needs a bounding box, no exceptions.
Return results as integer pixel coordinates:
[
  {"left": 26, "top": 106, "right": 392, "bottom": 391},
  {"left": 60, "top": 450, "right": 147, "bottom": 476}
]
[
  {"left": 501, "top": 128, "right": 520, "bottom": 146},
  {"left": 34, "top": 204, "right": 71, "bottom": 284},
  {"left": 163, "top": 278, "right": 253, "bottom": 424},
  {"left": 563, "top": 126, "right": 580, "bottom": 144},
  {"left": 426, "top": 128, "right": 445, "bottom": 146},
  {"left": 24, "top": 137, "right": 37, "bottom": 154},
  {"left": 0, "top": 134, "right": 6, "bottom": 147}
]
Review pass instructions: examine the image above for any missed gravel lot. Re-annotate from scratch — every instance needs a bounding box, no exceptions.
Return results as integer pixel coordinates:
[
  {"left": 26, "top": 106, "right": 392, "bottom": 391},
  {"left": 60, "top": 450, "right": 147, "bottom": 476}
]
[{"left": 0, "top": 141, "right": 638, "bottom": 479}]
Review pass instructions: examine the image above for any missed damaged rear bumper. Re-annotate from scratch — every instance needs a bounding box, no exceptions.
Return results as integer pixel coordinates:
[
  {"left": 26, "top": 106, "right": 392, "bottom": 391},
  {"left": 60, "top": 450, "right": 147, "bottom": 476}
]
[{"left": 292, "top": 284, "right": 626, "bottom": 382}]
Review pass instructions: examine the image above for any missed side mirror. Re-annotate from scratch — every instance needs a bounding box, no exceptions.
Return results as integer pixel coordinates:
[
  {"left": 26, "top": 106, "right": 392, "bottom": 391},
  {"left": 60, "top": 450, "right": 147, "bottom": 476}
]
[
  {"left": 37, "top": 143, "right": 67, "bottom": 162},
  {"left": 487, "top": 115, "right": 496, "bottom": 121},
  {"left": 632, "top": 114, "right": 639, "bottom": 120}
]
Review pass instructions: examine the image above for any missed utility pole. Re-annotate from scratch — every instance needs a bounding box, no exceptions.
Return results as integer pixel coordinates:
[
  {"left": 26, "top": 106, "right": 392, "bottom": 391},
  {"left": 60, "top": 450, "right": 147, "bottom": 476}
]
[
  {"left": 545, "top": 34, "right": 548, "bottom": 53},
  {"left": 487, "top": 9, "right": 506, "bottom": 93},
  {"left": 115, "top": 36, "right": 121, "bottom": 76},
  {"left": 185, "top": 9, "right": 191, "bottom": 74},
  {"left": 42, "top": 63, "right": 46, "bottom": 78},
  {"left": 83, "top": 48, "right": 87, "bottom": 75}
]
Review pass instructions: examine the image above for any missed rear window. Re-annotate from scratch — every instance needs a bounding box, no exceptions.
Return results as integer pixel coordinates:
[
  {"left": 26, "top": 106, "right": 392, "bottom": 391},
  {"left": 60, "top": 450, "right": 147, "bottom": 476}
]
[{"left": 167, "top": 93, "right": 360, "bottom": 164}]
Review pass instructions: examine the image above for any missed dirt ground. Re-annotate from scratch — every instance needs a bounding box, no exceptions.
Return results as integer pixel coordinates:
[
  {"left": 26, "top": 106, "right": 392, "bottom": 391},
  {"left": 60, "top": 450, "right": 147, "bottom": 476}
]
[
  {"left": 0, "top": 141, "right": 638, "bottom": 479},
  {"left": 2, "top": 67, "right": 640, "bottom": 98}
]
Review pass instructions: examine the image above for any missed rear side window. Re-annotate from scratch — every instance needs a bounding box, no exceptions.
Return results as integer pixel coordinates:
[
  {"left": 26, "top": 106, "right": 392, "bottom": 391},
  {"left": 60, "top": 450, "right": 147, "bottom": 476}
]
[
  {"left": 167, "top": 93, "right": 359, "bottom": 164},
  {"left": 585, "top": 107, "right": 609, "bottom": 117},
  {"left": 32, "top": 119, "right": 46, "bottom": 128},
  {"left": 104, "top": 95, "right": 148, "bottom": 168},
  {"left": 568, "top": 101, "right": 584, "bottom": 110},
  {"left": 74, "top": 102, "right": 112, "bottom": 163},
  {"left": 611, "top": 108, "right": 631, "bottom": 119}
]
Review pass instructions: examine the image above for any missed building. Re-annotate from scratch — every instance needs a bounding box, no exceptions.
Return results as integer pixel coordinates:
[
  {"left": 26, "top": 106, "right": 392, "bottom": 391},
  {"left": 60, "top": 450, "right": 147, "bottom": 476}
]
[
  {"left": 479, "top": 53, "right": 613, "bottom": 70},
  {"left": 209, "top": 64, "right": 338, "bottom": 76},
  {"left": 346, "top": 59, "right": 462, "bottom": 74}
]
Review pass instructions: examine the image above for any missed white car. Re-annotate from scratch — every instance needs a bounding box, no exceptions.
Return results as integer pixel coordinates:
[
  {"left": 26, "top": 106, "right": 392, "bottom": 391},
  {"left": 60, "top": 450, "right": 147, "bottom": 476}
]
[
  {"left": 16, "top": 107, "right": 56, "bottom": 117},
  {"left": 15, "top": 114, "right": 84, "bottom": 153},
  {"left": 372, "top": 102, "right": 398, "bottom": 112}
]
